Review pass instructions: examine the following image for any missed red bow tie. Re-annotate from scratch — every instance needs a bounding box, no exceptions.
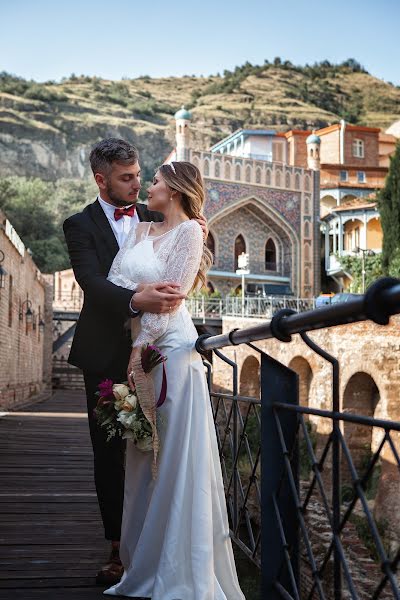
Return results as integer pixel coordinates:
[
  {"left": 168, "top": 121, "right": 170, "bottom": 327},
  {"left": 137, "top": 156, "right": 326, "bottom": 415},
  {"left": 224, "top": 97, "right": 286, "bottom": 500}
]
[{"left": 114, "top": 205, "right": 136, "bottom": 221}]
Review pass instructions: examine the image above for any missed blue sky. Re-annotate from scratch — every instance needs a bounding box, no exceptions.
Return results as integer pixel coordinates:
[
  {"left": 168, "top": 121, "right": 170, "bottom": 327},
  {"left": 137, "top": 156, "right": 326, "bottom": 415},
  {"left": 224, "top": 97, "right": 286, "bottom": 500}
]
[{"left": 1, "top": 0, "right": 400, "bottom": 84}]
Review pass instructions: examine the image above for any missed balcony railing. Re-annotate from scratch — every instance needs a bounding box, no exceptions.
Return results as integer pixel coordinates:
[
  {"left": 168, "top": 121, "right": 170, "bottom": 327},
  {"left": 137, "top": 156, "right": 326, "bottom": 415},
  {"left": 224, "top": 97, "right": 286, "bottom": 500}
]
[{"left": 196, "top": 277, "right": 400, "bottom": 599}]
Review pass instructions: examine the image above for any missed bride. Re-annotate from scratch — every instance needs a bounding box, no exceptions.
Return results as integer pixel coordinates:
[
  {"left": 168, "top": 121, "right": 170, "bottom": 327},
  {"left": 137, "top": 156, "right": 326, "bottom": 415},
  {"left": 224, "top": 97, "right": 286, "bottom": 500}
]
[{"left": 104, "top": 161, "right": 245, "bottom": 599}]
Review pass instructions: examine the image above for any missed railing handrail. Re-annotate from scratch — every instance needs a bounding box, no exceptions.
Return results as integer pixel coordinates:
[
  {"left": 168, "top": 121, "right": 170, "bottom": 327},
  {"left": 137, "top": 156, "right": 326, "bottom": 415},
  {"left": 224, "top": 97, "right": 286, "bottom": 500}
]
[{"left": 196, "top": 278, "right": 400, "bottom": 352}]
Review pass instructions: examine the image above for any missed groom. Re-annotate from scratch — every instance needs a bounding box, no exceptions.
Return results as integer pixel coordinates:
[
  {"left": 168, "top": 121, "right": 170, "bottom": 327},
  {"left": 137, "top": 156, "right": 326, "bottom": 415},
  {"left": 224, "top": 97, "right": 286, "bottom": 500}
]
[{"left": 63, "top": 138, "right": 206, "bottom": 585}]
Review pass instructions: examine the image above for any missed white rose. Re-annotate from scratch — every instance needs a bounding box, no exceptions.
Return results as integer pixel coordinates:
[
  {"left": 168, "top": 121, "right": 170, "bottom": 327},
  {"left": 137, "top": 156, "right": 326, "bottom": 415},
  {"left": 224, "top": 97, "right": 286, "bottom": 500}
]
[{"left": 113, "top": 384, "right": 130, "bottom": 401}]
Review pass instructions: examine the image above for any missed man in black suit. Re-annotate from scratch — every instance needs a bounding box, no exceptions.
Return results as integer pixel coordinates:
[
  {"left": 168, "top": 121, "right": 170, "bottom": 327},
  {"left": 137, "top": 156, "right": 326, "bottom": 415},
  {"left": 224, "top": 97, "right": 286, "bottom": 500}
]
[{"left": 63, "top": 138, "right": 189, "bottom": 584}]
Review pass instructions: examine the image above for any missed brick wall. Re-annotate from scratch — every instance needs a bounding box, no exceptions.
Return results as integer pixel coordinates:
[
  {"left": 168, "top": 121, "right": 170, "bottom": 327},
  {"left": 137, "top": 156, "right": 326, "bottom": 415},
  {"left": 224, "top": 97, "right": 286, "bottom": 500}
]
[{"left": 0, "top": 210, "right": 53, "bottom": 409}]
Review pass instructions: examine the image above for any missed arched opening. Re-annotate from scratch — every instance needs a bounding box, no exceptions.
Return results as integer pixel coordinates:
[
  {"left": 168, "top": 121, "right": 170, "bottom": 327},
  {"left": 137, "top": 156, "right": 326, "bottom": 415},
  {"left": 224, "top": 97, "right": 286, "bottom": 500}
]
[
  {"left": 214, "top": 161, "right": 220, "bottom": 178},
  {"left": 285, "top": 172, "right": 291, "bottom": 188},
  {"left": 265, "top": 239, "right": 277, "bottom": 271},
  {"left": 304, "top": 243, "right": 310, "bottom": 261},
  {"left": 234, "top": 234, "right": 246, "bottom": 270},
  {"left": 240, "top": 355, "right": 260, "bottom": 398},
  {"left": 235, "top": 164, "right": 241, "bottom": 181},
  {"left": 288, "top": 357, "right": 313, "bottom": 408},
  {"left": 304, "top": 221, "right": 311, "bottom": 238},
  {"left": 265, "top": 169, "right": 271, "bottom": 185},
  {"left": 295, "top": 173, "right": 301, "bottom": 190},
  {"left": 206, "top": 231, "right": 215, "bottom": 264},
  {"left": 245, "top": 166, "right": 251, "bottom": 183},
  {"left": 204, "top": 159, "right": 210, "bottom": 177},
  {"left": 256, "top": 167, "right": 262, "bottom": 184},
  {"left": 342, "top": 372, "right": 380, "bottom": 481},
  {"left": 224, "top": 162, "right": 231, "bottom": 179},
  {"left": 207, "top": 281, "right": 215, "bottom": 294},
  {"left": 320, "top": 194, "right": 337, "bottom": 218},
  {"left": 275, "top": 170, "right": 281, "bottom": 187},
  {"left": 304, "top": 175, "right": 311, "bottom": 191},
  {"left": 310, "top": 148, "right": 314, "bottom": 158}
]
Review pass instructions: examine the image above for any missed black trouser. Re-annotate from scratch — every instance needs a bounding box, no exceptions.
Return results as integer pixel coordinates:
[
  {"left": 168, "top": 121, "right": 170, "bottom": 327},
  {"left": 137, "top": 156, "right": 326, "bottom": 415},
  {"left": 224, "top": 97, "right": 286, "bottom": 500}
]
[{"left": 83, "top": 355, "right": 128, "bottom": 542}]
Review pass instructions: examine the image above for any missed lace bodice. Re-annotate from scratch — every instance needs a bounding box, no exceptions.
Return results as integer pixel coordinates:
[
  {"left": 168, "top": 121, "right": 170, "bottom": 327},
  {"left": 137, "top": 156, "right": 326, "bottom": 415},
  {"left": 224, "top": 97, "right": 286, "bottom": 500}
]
[{"left": 107, "top": 220, "right": 203, "bottom": 347}]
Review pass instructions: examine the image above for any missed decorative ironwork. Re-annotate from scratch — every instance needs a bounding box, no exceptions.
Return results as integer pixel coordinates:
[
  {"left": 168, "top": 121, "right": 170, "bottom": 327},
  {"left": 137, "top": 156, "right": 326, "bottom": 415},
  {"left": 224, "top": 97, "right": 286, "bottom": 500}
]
[{"left": 196, "top": 277, "right": 400, "bottom": 599}]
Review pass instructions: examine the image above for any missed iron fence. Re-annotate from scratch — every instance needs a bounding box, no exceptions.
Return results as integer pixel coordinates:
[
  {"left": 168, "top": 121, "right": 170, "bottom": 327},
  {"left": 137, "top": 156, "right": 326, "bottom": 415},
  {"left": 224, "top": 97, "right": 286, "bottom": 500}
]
[{"left": 196, "top": 277, "right": 400, "bottom": 599}]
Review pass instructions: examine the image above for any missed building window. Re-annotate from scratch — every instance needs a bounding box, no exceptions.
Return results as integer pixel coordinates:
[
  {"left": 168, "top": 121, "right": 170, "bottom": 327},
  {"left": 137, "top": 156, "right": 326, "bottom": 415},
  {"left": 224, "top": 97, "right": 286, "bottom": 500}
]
[
  {"left": 234, "top": 234, "right": 246, "bottom": 270},
  {"left": 295, "top": 173, "right": 301, "bottom": 190},
  {"left": 340, "top": 170, "right": 348, "bottom": 182},
  {"left": 285, "top": 172, "right": 291, "bottom": 188},
  {"left": 265, "top": 169, "right": 271, "bottom": 186},
  {"left": 235, "top": 165, "right": 241, "bottom": 181},
  {"left": 214, "top": 161, "right": 220, "bottom": 178},
  {"left": 357, "top": 171, "right": 366, "bottom": 183},
  {"left": 275, "top": 170, "right": 281, "bottom": 187},
  {"left": 245, "top": 166, "right": 251, "bottom": 183},
  {"left": 224, "top": 162, "right": 231, "bottom": 179},
  {"left": 304, "top": 221, "right": 310, "bottom": 238},
  {"left": 256, "top": 167, "right": 261, "bottom": 184},
  {"left": 304, "top": 175, "right": 311, "bottom": 191},
  {"left": 204, "top": 159, "right": 210, "bottom": 177},
  {"left": 353, "top": 139, "right": 365, "bottom": 158},
  {"left": 206, "top": 232, "right": 215, "bottom": 264},
  {"left": 265, "top": 239, "right": 277, "bottom": 271}
]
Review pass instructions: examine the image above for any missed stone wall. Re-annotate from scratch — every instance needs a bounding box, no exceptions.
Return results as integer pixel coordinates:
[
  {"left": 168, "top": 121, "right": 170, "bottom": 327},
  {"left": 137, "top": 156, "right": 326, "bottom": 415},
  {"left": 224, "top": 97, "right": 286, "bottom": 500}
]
[
  {"left": 213, "top": 314, "right": 400, "bottom": 540},
  {"left": 0, "top": 210, "right": 53, "bottom": 409}
]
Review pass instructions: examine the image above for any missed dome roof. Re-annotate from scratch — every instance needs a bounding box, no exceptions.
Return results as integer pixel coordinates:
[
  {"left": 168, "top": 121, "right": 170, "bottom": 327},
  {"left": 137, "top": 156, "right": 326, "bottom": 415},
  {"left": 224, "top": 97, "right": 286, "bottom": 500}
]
[
  {"left": 174, "top": 105, "right": 192, "bottom": 120},
  {"left": 306, "top": 133, "right": 321, "bottom": 144}
]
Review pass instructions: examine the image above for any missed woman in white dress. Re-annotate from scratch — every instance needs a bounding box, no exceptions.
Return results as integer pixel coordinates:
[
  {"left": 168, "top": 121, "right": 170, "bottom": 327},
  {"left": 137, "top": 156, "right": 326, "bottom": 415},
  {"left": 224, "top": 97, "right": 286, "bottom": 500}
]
[{"left": 104, "top": 161, "right": 245, "bottom": 600}]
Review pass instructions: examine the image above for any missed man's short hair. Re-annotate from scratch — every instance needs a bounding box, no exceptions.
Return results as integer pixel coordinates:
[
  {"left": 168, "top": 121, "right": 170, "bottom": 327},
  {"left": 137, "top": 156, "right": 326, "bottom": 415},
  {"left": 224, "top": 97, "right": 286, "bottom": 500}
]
[{"left": 89, "top": 138, "right": 139, "bottom": 176}]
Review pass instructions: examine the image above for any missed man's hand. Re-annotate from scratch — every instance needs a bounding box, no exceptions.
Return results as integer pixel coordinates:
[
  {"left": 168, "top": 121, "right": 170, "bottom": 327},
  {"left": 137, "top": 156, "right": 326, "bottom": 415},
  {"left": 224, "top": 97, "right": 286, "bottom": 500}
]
[
  {"left": 195, "top": 214, "right": 208, "bottom": 240},
  {"left": 131, "top": 282, "right": 186, "bottom": 313}
]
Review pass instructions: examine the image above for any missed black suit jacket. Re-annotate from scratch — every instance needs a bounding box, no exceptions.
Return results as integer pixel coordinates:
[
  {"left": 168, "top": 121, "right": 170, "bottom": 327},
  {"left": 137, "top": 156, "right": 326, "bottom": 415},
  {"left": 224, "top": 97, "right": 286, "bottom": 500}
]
[{"left": 63, "top": 200, "right": 163, "bottom": 374}]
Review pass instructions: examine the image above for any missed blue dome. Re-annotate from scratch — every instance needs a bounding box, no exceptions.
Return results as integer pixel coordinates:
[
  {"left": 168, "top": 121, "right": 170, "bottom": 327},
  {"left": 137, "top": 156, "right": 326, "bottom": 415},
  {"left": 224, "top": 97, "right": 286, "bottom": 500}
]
[
  {"left": 306, "top": 133, "right": 321, "bottom": 144},
  {"left": 174, "top": 105, "right": 192, "bottom": 120}
]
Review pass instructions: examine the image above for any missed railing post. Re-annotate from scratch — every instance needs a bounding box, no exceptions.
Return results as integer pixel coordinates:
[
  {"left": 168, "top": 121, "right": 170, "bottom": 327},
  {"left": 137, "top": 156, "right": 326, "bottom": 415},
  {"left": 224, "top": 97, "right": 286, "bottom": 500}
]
[{"left": 261, "top": 352, "right": 299, "bottom": 599}]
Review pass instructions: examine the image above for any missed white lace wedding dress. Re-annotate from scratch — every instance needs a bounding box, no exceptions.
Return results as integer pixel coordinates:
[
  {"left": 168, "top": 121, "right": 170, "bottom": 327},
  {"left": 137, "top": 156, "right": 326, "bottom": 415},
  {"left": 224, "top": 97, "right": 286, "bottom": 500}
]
[{"left": 104, "top": 219, "right": 245, "bottom": 600}]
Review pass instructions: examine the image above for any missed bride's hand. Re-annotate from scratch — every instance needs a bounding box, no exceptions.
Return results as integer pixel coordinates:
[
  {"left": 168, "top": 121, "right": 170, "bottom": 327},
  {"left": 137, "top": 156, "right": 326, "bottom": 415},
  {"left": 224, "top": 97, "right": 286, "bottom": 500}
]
[{"left": 127, "top": 346, "right": 142, "bottom": 391}]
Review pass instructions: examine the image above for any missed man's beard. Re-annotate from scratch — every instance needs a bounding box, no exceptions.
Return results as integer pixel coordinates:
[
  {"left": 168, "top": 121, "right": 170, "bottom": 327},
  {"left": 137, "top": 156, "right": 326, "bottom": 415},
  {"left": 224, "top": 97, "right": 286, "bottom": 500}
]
[{"left": 106, "top": 183, "right": 138, "bottom": 207}]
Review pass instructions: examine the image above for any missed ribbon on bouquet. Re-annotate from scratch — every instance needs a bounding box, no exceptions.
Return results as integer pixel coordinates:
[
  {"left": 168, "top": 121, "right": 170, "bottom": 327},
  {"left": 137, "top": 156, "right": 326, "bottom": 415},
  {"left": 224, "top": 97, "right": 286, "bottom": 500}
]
[{"left": 156, "top": 362, "right": 167, "bottom": 408}]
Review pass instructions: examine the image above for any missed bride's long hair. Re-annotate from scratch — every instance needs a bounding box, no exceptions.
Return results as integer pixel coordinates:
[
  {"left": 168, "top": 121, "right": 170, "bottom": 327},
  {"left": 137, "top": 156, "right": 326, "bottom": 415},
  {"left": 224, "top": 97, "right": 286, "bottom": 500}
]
[{"left": 159, "top": 161, "right": 213, "bottom": 291}]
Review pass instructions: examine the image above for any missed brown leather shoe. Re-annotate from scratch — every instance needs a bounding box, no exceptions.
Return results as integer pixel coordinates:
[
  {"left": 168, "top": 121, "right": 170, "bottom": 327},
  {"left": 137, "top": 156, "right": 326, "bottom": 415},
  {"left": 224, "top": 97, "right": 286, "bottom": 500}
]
[{"left": 96, "top": 547, "right": 124, "bottom": 585}]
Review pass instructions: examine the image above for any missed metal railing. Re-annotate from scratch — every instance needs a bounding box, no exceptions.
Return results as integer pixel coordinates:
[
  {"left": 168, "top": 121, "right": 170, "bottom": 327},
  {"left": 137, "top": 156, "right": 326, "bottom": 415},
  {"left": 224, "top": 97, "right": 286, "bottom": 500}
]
[{"left": 196, "top": 277, "right": 400, "bottom": 599}]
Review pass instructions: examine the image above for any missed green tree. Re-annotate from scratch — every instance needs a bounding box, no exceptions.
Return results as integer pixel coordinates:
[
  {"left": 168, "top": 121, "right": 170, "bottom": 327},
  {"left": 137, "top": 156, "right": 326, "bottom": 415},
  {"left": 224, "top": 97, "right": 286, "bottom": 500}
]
[
  {"left": 337, "top": 254, "right": 383, "bottom": 292},
  {"left": 378, "top": 142, "right": 400, "bottom": 273}
]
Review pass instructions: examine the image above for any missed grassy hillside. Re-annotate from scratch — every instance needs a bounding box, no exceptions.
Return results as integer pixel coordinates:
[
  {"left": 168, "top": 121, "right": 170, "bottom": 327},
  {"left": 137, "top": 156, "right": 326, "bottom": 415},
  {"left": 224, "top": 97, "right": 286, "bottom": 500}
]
[{"left": 1, "top": 58, "right": 399, "bottom": 183}]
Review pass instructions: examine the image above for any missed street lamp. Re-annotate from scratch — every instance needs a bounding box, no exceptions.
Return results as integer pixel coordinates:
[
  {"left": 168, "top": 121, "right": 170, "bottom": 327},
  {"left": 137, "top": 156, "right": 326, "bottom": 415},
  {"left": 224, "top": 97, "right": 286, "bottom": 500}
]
[
  {"left": 236, "top": 252, "right": 250, "bottom": 318},
  {"left": 353, "top": 246, "right": 375, "bottom": 294},
  {"left": 19, "top": 298, "right": 33, "bottom": 325},
  {"left": 0, "top": 250, "right": 7, "bottom": 289}
]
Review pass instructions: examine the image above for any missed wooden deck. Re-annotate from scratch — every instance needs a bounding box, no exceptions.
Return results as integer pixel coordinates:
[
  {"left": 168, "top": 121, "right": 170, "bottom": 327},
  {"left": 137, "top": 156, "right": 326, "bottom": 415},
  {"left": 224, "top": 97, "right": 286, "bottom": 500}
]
[{"left": 0, "top": 390, "right": 114, "bottom": 600}]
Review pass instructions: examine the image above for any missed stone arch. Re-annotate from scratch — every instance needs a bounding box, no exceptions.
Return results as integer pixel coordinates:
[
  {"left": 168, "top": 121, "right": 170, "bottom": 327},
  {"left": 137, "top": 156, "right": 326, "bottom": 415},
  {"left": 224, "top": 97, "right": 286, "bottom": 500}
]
[
  {"left": 245, "top": 165, "right": 251, "bottom": 183},
  {"left": 320, "top": 194, "right": 336, "bottom": 216},
  {"left": 304, "top": 267, "right": 310, "bottom": 285},
  {"left": 304, "top": 221, "right": 311, "bottom": 239},
  {"left": 275, "top": 169, "right": 281, "bottom": 187},
  {"left": 235, "top": 164, "right": 241, "bottom": 181},
  {"left": 304, "top": 196, "right": 310, "bottom": 214},
  {"left": 240, "top": 355, "right": 260, "bottom": 398},
  {"left": 304, "top": 174, "right": 311, "bottom": 191},
  {"left": 214, "top": 160, "right": 220, "bottom": 178},
  {"left": 256, "top": 167, "right": 262, "bottom": 184},
  {"left": 265, "top": 168, "right": 272, "bottom": 186},
  {"left": 310, "top": 148, "right": 314, "bottom": 158},
  {"left": 295, "top": 173, "right": 301, "bottom": 190},
  {"left": 342, "top": 372, "right": 380, "bottom": 478},
  {"left": 265, "top": 238, "right": 277, "bottom": 271},
  {"left": 234, "top": 234, "right": 246, "bottom": 270},
  {"left": 224, "top": 161, "right": 231, "bottom": 180},
  {"left": 289, "top": 356, "right": 313, "bottom": 408},
  {"left": 285, "top": 171, "right": 291, "bottom": 188},
  {"left": 304, "top": 243, "right": 310, "bottom": 261},
  {"left": 204, "top": 158, "right": 210, "bottom": 177}
]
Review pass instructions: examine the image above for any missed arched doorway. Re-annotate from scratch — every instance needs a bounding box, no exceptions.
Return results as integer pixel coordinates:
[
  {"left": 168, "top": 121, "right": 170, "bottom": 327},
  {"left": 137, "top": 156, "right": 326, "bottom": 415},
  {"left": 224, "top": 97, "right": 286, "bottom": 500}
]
[
  {"left": 342, "top": 372, "right": 380, "bottom": 481},
  {"left": 288, "top": 356, "right": 313, "bottom": 408},
  {"left": 234, "top": 234, "right": 246, "bottom": 270},
  {"left": 240, "top": 355, "right": 260, "bottom": 398}
]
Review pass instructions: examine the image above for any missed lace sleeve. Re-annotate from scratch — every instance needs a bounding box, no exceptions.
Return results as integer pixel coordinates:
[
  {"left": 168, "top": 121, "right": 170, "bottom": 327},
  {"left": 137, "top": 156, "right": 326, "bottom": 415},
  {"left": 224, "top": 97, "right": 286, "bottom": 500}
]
[
  {"left": 133, "top": 220, "right": 203, "bottom": 347},
  {"left": 107, "top": 223, "right": 142, "bottom": 291}
]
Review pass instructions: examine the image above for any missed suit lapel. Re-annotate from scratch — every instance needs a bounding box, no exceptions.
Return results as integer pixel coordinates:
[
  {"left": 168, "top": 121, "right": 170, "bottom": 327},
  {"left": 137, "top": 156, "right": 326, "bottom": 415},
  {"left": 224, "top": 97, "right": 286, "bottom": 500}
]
[
  {"left": 89, "top": 200, "right": 120, "bottom": 257},
  {"left": 135, "top": 202, "right": 150, "bottom": 222}
]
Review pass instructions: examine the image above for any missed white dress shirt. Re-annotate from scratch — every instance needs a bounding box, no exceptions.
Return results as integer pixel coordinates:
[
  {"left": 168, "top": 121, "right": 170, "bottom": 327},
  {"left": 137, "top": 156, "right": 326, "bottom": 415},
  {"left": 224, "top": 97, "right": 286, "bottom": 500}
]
[{"left": 98, "top": 195, "right": 139, "bottom": 248}]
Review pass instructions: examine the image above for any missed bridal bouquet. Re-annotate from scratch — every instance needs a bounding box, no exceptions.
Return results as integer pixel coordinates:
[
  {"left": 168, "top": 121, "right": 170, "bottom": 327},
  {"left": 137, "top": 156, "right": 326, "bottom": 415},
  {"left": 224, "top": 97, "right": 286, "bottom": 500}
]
[{"left": 94, "top": 345, "right": 167, "bottom": 452}]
